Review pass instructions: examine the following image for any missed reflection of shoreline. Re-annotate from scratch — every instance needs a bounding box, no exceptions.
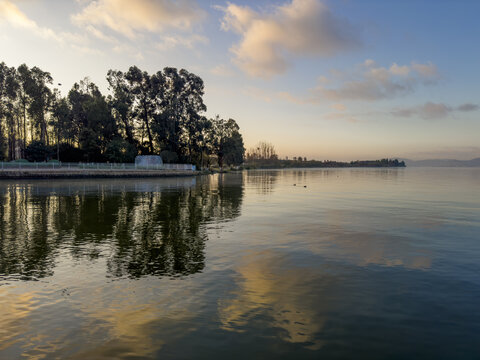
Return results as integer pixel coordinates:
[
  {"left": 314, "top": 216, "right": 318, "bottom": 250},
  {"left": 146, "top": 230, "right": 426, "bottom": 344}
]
[
  {"left": 0, "top": 169, "right": 198, "bottom": 180},
  {"left": 0, "top": 175, "right": 243, "bottom": 280},
  {"left": 0, "top": 177, "right": 197, "bottom": 196}
]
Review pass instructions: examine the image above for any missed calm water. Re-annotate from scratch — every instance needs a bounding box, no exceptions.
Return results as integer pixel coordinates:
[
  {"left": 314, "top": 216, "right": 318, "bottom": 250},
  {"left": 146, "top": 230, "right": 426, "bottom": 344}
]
[{"left": 0, "top": 168, "right": 479, "bottom": 359}]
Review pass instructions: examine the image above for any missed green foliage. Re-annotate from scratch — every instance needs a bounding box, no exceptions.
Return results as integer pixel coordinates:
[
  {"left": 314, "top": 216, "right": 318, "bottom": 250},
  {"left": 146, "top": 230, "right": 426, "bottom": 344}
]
[
  {"left": 209, "top": 116, "right": 245, "bottom": 168},
  {"left": 25, "top": 140, "right": 51, "bottom": 162},
  {"left": 104, "top": 138, "right": 137, "bottom": 163},
  {"left": 0, "top": 61, "right": 245, "bottom": 165},
  {"left": 159, "top": 150, "right": 178, "bottom": 164},
  {"left": 58, "top": 143, "right": 84, "bottom": 162}
]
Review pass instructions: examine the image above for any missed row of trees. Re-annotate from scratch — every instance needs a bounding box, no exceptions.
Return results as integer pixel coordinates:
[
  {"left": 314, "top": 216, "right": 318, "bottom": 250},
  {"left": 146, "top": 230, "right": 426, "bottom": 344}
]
[
  {"left": 0, "top": 62, "right": 245, "bottom": 167},
  {"left": 245, "top": 141, "right": 278, "bottom": 163},
  {"left": 244, "top": 141, "right": 405, "bottom": 168}
]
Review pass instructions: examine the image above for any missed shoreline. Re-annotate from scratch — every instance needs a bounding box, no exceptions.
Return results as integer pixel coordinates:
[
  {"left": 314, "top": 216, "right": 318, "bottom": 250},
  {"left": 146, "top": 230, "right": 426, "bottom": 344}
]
[{"left": 0, "top": 168, "right": 199, "bottom": 179}]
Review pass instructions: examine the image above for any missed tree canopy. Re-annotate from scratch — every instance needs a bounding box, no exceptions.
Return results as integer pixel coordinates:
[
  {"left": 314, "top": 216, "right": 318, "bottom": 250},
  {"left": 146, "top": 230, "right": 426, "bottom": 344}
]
[{"left": 0, "top": 61, "right": 245, "bottom": 167}]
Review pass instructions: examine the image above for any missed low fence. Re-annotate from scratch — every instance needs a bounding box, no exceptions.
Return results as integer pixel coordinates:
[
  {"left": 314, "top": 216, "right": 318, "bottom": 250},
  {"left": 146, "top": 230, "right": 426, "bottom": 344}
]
[{"left": 0, "top": 162, "right": 196, "bottom": 171}]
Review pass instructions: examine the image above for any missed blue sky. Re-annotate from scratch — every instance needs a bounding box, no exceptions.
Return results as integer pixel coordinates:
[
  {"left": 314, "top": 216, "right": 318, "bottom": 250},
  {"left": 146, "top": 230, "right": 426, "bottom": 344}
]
[{"left": 1, "top": 0, "right": 479, "bottom": 160}]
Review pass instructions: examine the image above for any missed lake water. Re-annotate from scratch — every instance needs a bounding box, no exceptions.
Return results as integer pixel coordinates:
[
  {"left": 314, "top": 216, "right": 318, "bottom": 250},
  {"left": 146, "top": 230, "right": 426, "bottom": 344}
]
[{"left": 0, "top": 168, "right": 479, "bottom": 359}]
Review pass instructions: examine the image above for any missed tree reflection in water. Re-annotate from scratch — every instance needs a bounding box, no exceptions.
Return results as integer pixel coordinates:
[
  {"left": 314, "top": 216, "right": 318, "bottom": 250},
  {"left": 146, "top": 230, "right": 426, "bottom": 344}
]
[{"left": 0, "top": 176, "right": 243, "bottom": 280}]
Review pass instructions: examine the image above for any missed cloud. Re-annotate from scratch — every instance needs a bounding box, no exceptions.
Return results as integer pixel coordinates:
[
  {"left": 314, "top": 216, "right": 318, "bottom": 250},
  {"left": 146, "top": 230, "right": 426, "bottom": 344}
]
[
  {"left": 72, "top": 0, "right": 206, "bottom": 39},
  {"left": 330, "top": 103, "right": 347, "bottom": 111},
  {"left": 457, "top": 103, "right": 479, "bottom": 112},
  {"left": 392, "top": 102, "right": 479, "bottom": 120},
  {"left": 0, "top": 0, "right": 37, "bottom": 28},
  {"left": 156, "top": 34, "right": 208, "bottom": 51},
  {"left": 217, "top": 0, "right": 360, "bottom": 78},
  {"left": 0, "top": 0, "right": 85, "bottom": 44},
  {"left": 279, "top": 60, "right": 440, "bottom": 103},
  {"left": 316, "top": 60, "right": 439, "bottom": 101}
]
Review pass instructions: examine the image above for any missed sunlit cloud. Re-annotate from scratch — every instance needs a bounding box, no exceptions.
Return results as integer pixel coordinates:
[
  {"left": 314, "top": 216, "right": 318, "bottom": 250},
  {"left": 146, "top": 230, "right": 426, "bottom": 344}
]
[
  {"left": 72, "top": 0, "right": 206, "bottom": 39},
  {"left": 217, "top": 0, "right": 360, "bottom": 78},
  {"left": 218, "top": 251, "right": 326, "bottom": 349},
  {"left": 0, "top": 0, "right": 86, "bottom": 45}
]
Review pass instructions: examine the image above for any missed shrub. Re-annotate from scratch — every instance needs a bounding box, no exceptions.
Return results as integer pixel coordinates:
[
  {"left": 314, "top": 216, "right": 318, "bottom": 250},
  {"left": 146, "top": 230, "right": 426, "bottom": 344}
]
[
  {"left": 104, "top": 138, "right": 137, "bottom": 163},
  {"left": 25, "top": 141, "right": 52, "bottom": 162},
  {"left": 160, "top": 150, "right": 178, "bottom": 163}
]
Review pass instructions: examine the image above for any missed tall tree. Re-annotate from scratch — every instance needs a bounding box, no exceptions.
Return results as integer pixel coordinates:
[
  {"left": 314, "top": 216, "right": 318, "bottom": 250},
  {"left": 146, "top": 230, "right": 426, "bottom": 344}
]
[
  {"left": 25, "top": 66, "right": 52, "bottom": 144},
  {"left": 125, "top": 66, "right": 157, "bottom": 154},
  {"left": 17, "top": 64, "right": 32, "bottom": 155},
  {"left": 68, "top": 78, "right": 117, "bottom": 161},
  {"left": 50, "top": 89, "right": 72, "bottom": 160},
  {"left": 210, "top": 116, "right": 245, "bottom": 168},
  {"left": 1, "top": 65, "right": 19, "bottom": 160},
  {"left": 178, "top": 69, "right": 207, "bottom": 162},
  {"left": 107, "top": 70, "right": 136, "bottom": 145}
]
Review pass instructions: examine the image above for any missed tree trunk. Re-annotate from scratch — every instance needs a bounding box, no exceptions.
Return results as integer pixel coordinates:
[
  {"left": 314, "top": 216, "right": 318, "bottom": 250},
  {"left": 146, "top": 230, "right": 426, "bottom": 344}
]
[{"left": 143, "top": 101, "right": 153, "bottom": 153}]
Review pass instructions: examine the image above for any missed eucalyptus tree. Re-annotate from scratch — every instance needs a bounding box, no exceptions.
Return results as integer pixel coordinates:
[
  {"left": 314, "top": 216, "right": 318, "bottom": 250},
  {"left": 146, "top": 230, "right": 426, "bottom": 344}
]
[
  {"left": 125, "top": 66, "right": 158, "bottom": 154},
  {"left": 178, "top": 69, "right": 207, "bottom": 162},
  {"left": 0, "top": 64, "right": 20, "bottom": 159},
  {"left": 107, "top": 69, "right": 136, "bottom": 145},
  {"left": 209, "top": 116, "right": 245, "bottom": 168},
  {"left": 25, "top": 66, "right": 52, "bottom": 144},
  {"left": 68, "top": 78, "right": 117, "bottom": 161},
  {"left": 16, "top": 64, "right": 32, "bottom": 153},
  {"left": 160, "top": 67, "right": 185, "bottom": 156},
  {"left": 50, "top": 89, "right": 73, "bottom": 160},
  {"left": 0, "top": 62, "right": 8, "bottom": 159}
]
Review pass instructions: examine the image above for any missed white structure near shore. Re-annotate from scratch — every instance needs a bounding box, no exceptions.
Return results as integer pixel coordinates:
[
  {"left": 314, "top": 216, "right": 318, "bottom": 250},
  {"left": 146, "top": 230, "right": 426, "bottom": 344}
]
[{"left": 135, "top": 155, "right": 163, "bottom": 167}]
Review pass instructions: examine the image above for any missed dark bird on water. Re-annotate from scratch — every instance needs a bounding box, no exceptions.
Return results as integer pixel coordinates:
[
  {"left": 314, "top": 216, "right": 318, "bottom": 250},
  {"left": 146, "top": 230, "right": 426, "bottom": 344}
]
[{"left": 304, "top": 185, "right": 307, "bottom": 188}]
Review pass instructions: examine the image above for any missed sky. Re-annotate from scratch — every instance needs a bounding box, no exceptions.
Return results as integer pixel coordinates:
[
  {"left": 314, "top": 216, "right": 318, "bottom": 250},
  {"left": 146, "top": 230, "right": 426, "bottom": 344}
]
[{"left": 0, "top": 0, "right": 479, "bottom": 161}]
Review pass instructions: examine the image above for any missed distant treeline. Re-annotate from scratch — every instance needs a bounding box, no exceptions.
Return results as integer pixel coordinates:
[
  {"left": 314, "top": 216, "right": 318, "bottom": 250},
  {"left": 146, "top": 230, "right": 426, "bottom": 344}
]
[
  {"left": 0, "top": 62, "right": 244, "bottom": 167},
  {"left": 244, "top": 158, "right": 406, "bottom": 169},
  {"left": 244, "top": 141, "right": 405, "bottom": 168}
]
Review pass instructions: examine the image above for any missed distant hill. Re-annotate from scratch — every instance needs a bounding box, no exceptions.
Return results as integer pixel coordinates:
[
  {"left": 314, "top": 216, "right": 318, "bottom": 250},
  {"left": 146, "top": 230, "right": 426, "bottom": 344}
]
[{"left": 402, "top": 158, "right": 480, "bottom": 167}]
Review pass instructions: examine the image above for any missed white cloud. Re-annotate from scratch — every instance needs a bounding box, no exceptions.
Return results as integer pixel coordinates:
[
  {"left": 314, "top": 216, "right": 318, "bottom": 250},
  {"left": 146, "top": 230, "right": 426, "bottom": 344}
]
[
  {"left": 72, "top": 0, "right": 206, "bottom": 39},
  {"left": 389, "top": 63, "right": 410, "bottom": 76},
  {"left": 217, "top": 0, "right": 360, "bottom": 78}
]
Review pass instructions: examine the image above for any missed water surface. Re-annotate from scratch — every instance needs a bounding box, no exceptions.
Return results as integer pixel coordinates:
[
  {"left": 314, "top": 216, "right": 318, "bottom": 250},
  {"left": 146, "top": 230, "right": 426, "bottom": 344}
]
[{"left": 1, "top": 168, "right": 479, "bottom": 359}]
